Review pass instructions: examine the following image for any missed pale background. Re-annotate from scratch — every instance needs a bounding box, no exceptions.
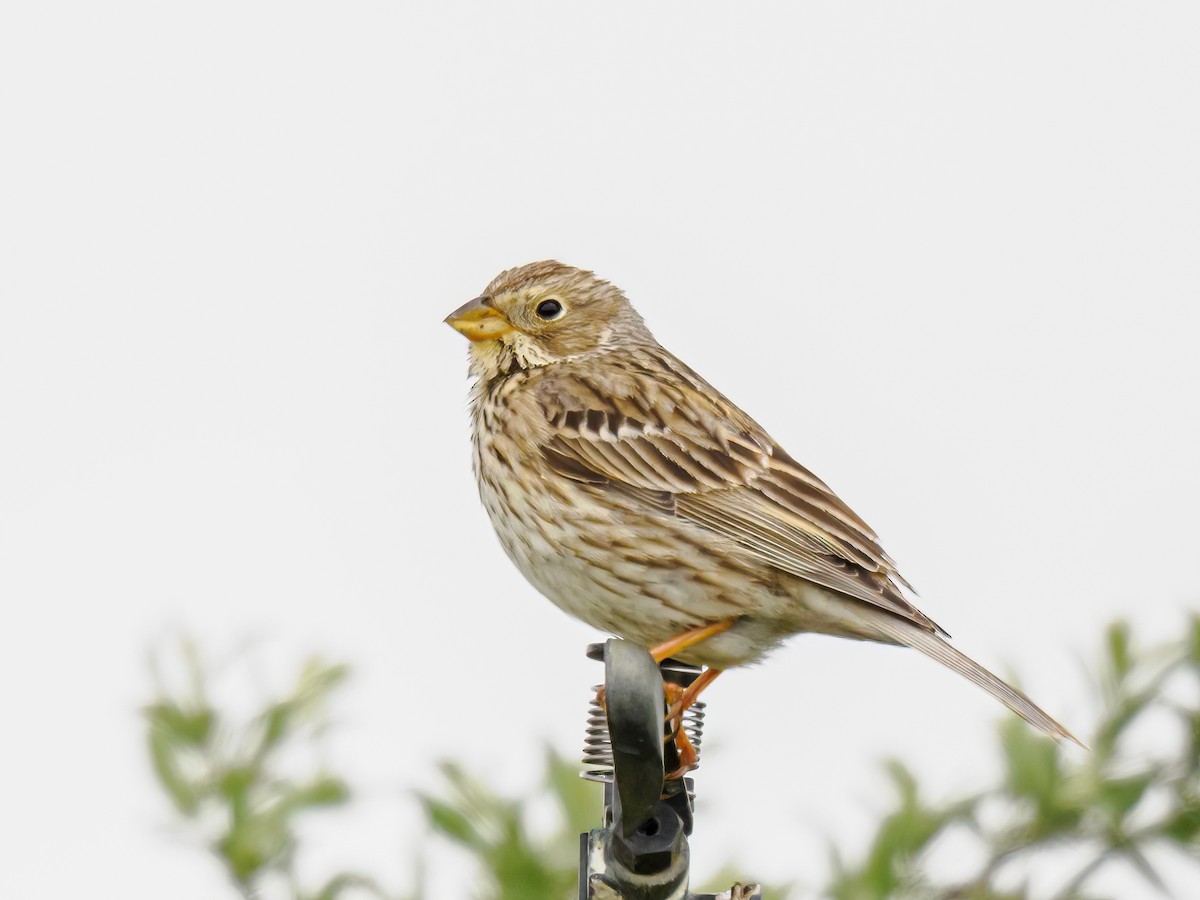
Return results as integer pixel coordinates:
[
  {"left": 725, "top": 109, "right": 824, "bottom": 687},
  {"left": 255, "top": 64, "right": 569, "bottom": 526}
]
[{"left": 2, "top": 1, "right": 1198, "bottom": 897}]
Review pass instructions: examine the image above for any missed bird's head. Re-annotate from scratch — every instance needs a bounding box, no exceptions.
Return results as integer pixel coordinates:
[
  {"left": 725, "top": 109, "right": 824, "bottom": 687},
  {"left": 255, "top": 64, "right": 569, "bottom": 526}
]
[{"left": 444, "top": 261, "right": 652, "bottom": 375}]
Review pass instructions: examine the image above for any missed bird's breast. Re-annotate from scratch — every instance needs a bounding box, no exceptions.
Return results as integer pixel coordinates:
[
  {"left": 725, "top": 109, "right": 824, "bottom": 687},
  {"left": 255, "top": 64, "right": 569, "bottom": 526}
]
[{"left": 464, "top": 374, "right": 796, "bottom": 661}]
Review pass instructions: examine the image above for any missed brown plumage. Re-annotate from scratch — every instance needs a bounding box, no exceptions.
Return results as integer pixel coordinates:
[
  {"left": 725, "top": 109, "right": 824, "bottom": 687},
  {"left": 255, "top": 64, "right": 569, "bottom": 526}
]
[{"left": 446, "top": 260, "right": 1079, "bottom": 745}]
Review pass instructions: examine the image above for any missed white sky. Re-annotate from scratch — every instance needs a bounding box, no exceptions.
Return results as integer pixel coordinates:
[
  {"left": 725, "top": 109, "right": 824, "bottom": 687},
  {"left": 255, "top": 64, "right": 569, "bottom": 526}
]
[{"left": 2, "top": 2, "right": 1198, "bottom": 897}]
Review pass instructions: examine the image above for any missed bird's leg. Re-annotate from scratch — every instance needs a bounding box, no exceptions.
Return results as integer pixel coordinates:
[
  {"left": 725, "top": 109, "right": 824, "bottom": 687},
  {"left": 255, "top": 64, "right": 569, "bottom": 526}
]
[
  {"left": 595, "top": 615, "right": 732, "bottom": 709},
  {"left": 646, "top": 620, "right": 735, "bottom": 780},
  {"left": 663, "top": 668, "right": 723, "bottom": 779},
  {"left": 648, "top": 619, "right": 735, "bottom": 664},
  {"left": 594, "top": 622, "right": 734, "bottom": 780},
  {"left": 594, "top": 667, "right": 720, "bottom": 724},
  {"left": 667, "top": 666, "right": 723, "bottom": 720}
]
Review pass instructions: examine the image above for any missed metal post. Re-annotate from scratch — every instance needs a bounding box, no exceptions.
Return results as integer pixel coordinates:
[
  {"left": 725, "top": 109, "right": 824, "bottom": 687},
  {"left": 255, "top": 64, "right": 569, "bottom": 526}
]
[{"left": 578, "top": 639, "right": 761, "bottom": 900}]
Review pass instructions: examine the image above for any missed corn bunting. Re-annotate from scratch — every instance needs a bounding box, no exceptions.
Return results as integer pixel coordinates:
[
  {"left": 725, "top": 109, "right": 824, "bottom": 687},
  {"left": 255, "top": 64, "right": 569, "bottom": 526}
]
[{"left": 445, "top": 260, "right": 1077, "bottom": 746}]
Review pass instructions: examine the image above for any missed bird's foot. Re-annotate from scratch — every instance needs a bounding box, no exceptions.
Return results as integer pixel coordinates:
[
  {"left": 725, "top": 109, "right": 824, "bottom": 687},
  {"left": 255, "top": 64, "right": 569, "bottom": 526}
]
[{"left": 662, "top": 682, "right": 695, "bottom": 780}]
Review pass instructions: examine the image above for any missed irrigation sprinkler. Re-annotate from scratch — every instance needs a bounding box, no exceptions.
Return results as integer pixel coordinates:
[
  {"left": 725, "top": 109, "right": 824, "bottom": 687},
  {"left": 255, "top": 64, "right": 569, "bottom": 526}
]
[{"left": 578, "top": 639, "right": 761, "bottom": 900}]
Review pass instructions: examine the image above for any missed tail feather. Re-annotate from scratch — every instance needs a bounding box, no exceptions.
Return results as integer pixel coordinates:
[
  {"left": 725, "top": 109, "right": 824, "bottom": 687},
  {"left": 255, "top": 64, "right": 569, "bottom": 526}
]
[{"left": 857, "top": 606, "right": 1085, "bottom": 748}]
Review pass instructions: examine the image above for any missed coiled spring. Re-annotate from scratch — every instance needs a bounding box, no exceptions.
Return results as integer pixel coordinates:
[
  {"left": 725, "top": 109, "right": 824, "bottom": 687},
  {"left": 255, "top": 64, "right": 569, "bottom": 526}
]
[{"left": 581, "top": 687, "right": 706, "bottom": 783}]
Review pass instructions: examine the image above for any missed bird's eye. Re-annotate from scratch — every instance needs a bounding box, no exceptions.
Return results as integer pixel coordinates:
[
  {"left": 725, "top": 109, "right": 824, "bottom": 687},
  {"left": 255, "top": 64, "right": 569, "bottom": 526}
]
[{"left": 536, "top": 299, "right": 564, "bottom": 320}]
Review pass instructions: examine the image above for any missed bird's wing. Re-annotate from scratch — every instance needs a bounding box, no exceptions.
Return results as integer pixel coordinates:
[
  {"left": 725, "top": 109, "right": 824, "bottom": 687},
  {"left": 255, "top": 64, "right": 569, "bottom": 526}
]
[{"left": 535, "top": 359, "right": 943, "bottom": 635}]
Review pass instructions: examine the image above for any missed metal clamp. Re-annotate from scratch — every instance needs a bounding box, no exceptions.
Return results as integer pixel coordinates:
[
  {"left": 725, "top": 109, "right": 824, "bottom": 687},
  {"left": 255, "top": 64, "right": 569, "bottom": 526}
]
[{"left": 578, "top": 639, "right": 761, "bottom": 900}]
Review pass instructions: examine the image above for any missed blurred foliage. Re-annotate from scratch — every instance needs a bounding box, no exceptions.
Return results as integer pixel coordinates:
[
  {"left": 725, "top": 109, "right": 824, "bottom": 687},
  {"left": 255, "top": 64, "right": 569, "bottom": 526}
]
[
  {"left": 828, "top": 615, "right": 1200, "bottom": 900},
  {"left": 418, "top": 617, "right": 1200, "bottom": 899},
  {"left": 148, "top": 617, "right": 1200, "bottom": 899},
  {"left": 416, "top": 754, "right": 596, "bottom": 900},
  {"left": 145, "top": 642, "right": 398, "bottom": 900}
]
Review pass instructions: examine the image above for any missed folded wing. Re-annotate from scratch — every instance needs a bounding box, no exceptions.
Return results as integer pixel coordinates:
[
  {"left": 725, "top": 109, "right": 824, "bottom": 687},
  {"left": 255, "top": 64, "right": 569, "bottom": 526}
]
[{"left": 536, "top": 362, "right": 944, "bottom": 637}]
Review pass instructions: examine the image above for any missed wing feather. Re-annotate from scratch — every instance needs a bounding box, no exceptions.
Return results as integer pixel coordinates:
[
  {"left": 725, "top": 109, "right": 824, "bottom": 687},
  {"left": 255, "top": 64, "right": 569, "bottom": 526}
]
[{"left": 535, "top": 362, "right": 943, "bottom": 635}]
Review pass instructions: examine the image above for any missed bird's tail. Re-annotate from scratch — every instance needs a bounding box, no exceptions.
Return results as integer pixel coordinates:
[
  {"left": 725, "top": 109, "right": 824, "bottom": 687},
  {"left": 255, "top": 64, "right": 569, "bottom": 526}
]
[{"left": 855, "top": 605, "right": 1085, "bottom": 748}]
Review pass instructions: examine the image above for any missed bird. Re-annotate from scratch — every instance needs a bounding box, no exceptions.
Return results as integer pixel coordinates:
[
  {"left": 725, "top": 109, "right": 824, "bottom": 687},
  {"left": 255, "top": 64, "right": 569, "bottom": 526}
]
[{"left": 445, "top": 260, "right": 1080, "bottom": 762}]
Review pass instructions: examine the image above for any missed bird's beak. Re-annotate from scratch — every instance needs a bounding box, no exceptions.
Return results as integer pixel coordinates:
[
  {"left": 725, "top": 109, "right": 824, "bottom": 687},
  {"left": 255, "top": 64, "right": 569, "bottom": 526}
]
[{"left": 444, "top": 296, "right": 515, "bottom": 342}]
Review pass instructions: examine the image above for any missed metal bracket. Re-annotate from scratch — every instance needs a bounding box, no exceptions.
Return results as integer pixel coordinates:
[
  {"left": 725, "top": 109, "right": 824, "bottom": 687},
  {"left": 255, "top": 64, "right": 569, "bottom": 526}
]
[{"left": 579, "top": 639, "right": 761, "bottom": 900}]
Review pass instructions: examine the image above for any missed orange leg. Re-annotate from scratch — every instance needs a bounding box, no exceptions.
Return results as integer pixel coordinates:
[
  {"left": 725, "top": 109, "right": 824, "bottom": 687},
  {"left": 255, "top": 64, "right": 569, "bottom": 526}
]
[
  {"left": 666, "top": 736, "right": 699, "bottom": 780},
  {"left": 600, "top": 621, "right": 735, "bottom": 780},
  {"left": 593, "top": 624, "right": 728, "bottom": 714},
  {"left": 650, "top": 621, "right": 734, "bottom": 779},
  {"left": 663, "top": 667, "right": 724, "bottom": 780},
  {"left": 669, "top": 667, "right": 723, "bottom": 719},
  {"left": 595, "top": 669, "right": 721, "bottom": 726},
  {"left": 648, "top": 619, "right": 735, "bottom": 664}
]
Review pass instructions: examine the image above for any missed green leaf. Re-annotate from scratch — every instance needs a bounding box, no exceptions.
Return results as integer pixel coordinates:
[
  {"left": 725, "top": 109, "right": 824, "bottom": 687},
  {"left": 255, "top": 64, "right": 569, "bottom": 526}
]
[
  {"left": 884, "top": 759, "right": 920, "bottom": 807},
  {"left": 487, "top": 811, "right": 573, "bottom": 900},
  {"left": 1093, "top": 693, "right": 1150, "bottom": 760},
  {"left": 261, "top": 699, "right": 296, "bottom": 750},
  {"left": 295, "top": 660, "right": 350, "bottom": 711},
  {"left": 545, "top": 749, "right": 601, "bottom": 839},
  {"left": 1106, "top": 621, "right": 1133, "bottom": 681},
  {"left": 289, "top": 775, "right": 351, "bottom": 810},
  {"left": 1000, "top": 719, "right": 1082, "bottom": 837},
  {"left": 421, "top": 796, "right": 484, "bottom": 849},
  {"left": 1001, "top": 718, "right": 1058, "bottom": 801},
  {"left": 147, "top": 726, "right": 201, "bottom": 815},
  {"left": 1161, "top": 800, "right": 1200, "bottom": 845},
  {"left": 217, "top": 811, "right": 288, "bottom": 886},
  {"left": 1096, "top": 772, "right": 1154, "bottom": 820},
  {"left": 145, "top": 702, "right": 214, "bottom": 748},
  {"left": 217, "top": 765, "right": 258, "bottom": 806},
  {"left": 1186, "top": 711, "right": 1200, "bottom": 777}
]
